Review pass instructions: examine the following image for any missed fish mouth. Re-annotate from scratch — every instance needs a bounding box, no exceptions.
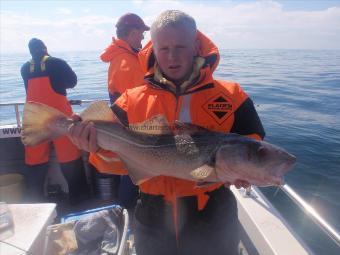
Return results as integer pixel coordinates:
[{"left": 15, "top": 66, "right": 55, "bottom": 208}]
[
  {"left": 277, "top": 155, "right": 296, "bottom": 176},
  {"left": 285, "top": 153, "right": 297, "bottom": 166}
]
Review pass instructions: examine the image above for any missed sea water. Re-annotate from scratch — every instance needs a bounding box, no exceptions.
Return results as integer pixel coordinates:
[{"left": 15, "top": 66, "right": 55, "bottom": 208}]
[{"left": 1, "top": 49, "right": 339, "bottom": 254}]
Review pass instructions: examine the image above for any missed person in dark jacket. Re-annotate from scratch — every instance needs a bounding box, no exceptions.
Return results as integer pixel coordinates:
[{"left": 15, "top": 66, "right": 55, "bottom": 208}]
[{"left": 21, "top": 38, "right": 89, "bottom": 204}]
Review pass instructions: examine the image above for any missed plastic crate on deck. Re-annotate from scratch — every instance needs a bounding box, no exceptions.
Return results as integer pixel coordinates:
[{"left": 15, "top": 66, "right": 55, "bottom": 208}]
[
  {"left": 44, "top": 204, "right": 133, "bottom": 255},
  {"left": 61, "top": 204, "right": 121, "bottom": 222}
]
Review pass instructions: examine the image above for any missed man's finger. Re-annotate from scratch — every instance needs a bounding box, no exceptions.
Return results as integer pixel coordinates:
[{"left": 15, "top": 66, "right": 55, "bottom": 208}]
[
  {"left": 88, "top": 124, "right": 99, "bottom": 152},
  {"left": 78, "top": 122, "right": 92, "bottom": 151},
  {"left": 68, "top": 123, "right": 82, "bottom": 148},
  {"left": 224, "top": 182, "right": 231, "bottom": 188},
  {"left": 70, "top": 113, "right": 82, "bottom": 121},
  {"left": 234, "top": 179, "right": 250, "bottom": 189},
  {"left": 68, "top": 122, "right": 91, "bottom": 151}
]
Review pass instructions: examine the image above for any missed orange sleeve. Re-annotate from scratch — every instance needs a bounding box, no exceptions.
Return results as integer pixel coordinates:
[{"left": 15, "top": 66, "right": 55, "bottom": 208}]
[
  {"left": 112, "top": 55, "right": 145, "bottom": 93},
  {"left": 114, "top": 90, "right": 129, "bottom": 112},
  {"left": 245, "top": 133, "right": 263, "bottom": 141},
  {"left": 100, "top": 42, "right": 115, "bottom": 62},
  {"left": 232, "top": 82, "right": 249, "bottom": 109}
]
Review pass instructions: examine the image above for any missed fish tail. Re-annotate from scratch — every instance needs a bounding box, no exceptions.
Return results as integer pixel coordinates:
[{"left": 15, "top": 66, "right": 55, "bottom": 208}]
[
  {"left": 21, "top": 102, "right": 69, "bottom": 146},
  {"left": 80, "top": 101, "right": 118, "bottom": 122}
]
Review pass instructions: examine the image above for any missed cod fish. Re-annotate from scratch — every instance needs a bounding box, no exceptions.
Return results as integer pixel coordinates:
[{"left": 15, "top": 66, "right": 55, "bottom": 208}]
[{"left": 21, "top": 101, "right": 296, "bottom": 186}]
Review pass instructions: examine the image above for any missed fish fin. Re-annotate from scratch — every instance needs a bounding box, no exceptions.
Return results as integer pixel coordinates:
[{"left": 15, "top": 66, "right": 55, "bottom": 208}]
[
  {"left": 97, "top": 152, "right": 153, "bottom": 184},
  {"left": 173, "top": 121, "right": 210, "bottom": 135},
  {"left": 97, "top": 153, "right": 122, "bottom": 162},
  {"left": 21, "top": 102, "right": 68, "bottom": 146},
  {"left": 80, "top": 101, "right": 118, "bottom": 123},
  {"left": 190, "top": 165, "right": 214, "bottom": 180},
  {"left": 135, "top": 178, "right": 150, "bottom": 185},
  {"left": 122, "top": 161, "right": 155, "bottom": 185},
  {"left": 129, "top": 114, "right": 172, "bottom": 135}
]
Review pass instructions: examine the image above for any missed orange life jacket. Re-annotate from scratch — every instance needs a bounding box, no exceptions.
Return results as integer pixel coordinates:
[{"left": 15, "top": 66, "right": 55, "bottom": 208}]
[
  {"left": 90, "top": 38, "right": 145, "bottom": 174},
  {"left": 114, "top": 31, "right": 264, "bottom": 210},
  {"left": 89, "top": 149, "right": 128, "bottom": 175},
  {"left": 24, "top": 55, "right": 81, "bottom": 164},
  {"left": 26, "top": 56, "right": 72, "bottom": 115},
  {"left": 100, "top": 38, "right": 145, "bottom": 95}
]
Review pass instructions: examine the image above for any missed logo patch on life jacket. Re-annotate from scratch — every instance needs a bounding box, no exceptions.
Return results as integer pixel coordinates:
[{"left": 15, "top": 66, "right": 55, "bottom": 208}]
[{"left": 202, "top": 93, "right": 233, "bottom": 125}]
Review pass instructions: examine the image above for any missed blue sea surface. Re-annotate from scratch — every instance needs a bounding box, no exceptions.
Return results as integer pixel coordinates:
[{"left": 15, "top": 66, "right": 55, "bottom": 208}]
[{"left": 1, "top": 49, "right": 340, "bottom": 254}]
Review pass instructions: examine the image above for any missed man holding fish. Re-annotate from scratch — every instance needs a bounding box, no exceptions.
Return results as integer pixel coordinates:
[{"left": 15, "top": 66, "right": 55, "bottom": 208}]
[
  {"left": 70, "top": 10, "right": 264, "bottom": 255},
  {"left": 22, "top": 10, "right": 296, "bottom": 255}
]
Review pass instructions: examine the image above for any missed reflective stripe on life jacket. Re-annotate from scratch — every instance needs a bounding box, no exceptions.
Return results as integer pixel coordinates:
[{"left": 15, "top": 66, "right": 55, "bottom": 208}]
[
  {"left": 29, "top": 55, "right": 49, "bottom": 73},
  {"left": 89, "top": 150, "right": 128, "bottom": 175},
  {"left": 178, "top": 94, "right": 192, "bottom": 123}
]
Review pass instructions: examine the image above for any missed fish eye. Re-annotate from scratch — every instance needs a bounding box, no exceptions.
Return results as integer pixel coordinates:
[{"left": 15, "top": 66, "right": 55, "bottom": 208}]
[
  {"left": 257, "top": 146, "right": 267, "bottom": 158},
  {"left": 246, "top": 145, "right": 253, "bottom": 160}
]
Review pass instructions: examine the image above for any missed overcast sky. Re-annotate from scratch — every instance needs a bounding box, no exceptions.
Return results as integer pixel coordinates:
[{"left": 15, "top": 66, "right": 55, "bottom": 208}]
[{"left": 1, "top": 0, "right": 340, "bottom": 53}]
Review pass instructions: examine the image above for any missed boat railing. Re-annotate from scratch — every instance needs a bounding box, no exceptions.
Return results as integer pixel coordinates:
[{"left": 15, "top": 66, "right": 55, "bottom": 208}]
[
  {"left": 0, "top": 100, "right": 339, "bottom": 248},
  {"left": 279, "top": 184, "right": 340, "bottom": 247},
  {"left": 0, "top": 102, "right": 24, "bottom": 127},
  {"left": 245, "top": 183, "right": 340, "bottom": 247},
  {"left": 0, "top": 99, "right": 110, "bottom": 128}
]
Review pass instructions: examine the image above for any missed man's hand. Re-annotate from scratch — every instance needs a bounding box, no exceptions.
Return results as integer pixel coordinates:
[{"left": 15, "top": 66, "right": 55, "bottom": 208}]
[
  {"left": 234, "top": 179, "right": 250, "bottom": 189},
  {"left": 224, "top": 179, "right": 251, "bottom": 189},
  {"left": 68, "top": 115, "right": 99, "bottom": 152}
]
